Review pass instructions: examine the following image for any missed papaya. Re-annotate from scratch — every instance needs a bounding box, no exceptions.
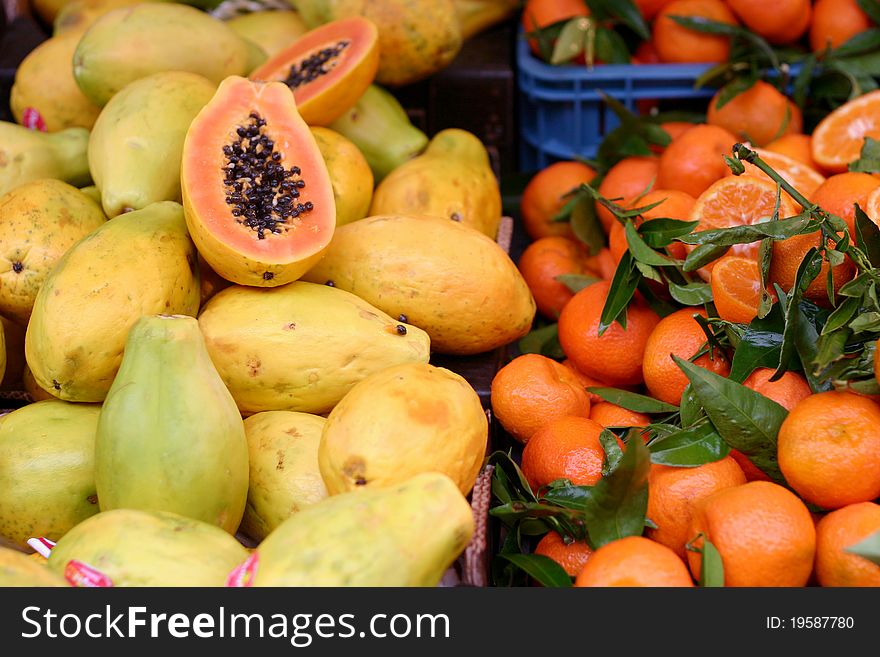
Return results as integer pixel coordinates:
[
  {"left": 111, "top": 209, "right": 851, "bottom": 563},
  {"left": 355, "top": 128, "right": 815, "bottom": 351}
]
[
  {"left": 454, "top": 0, "right": 520, "bottom": 39},
  {"left": 302, "top": 215, "right": 535, "bottom": 355},
  {"left": 328, "top": 84, "right": 428, "bottom": 181},
  {"left": 0, "top": 400, "right": 101, "bottom": 548},
  {"left": 320, "top": 362, "right": 487, "bottom": 495},
  {"left": 72, "top": 3, "right": 250, "bottom": 106},
  {"left": 370, "top": 128, "right": 502, "bottom": 238},
  {"left": 0, "top": 179, "right": 106, "bottom": 325},
  {"left": 249, "top": 17, "right": 379, "bottom": 126},
  {"left": 198, "top": 281, "right": 431, "bottom": 415},
  {"left": 23, "top": 365, "right": 54, "bottom": 402},
  {"left": 0, "top": 547, "right": 68, "bottom": 587},
  {"left": 181, "top": 76, "right": 336, "bottom": 287},
  {"left": 0, "top": 317, "right": 26, "bottom": 391},
  {"left": 291, "top": 0, "right": 462, "bottom": 86},
  {"left": 0, "top": 122, "right": 90, "bottom": 197},
  {"left": 88, "top": 72, "right": 216, "bottom": 217},
  {"left": 95, "top": 315, "right": 248, "bottom": 533},
  {"left": 31, "top": 0, "right": 72, "bottom": 23},
  {"left": 53, "top": 0, "right": 146, "bottom": 36},
  {"left": 242, "top": 39, "right": 269, "bottom": 75},
  {"left": 251, "top": 472, "right": 473, "bottom": 586},
  {"left": 241, "top": 411, "right": 328, "bottom": 542},
  {"left": 47, "top": 509, "right": 249, "bottom": 587},
  {"left": 10, "top": 34, "right": 102, "bottom": 132},
  {"left": 25, "top": 201, "right": 200, "bottom": 402},
  {"left": 78, "top": 184, "right": 102, "bottom": 205},
  {"left": 226, "top": 10, "right": 309, "bottom": 57},
  {"left": 311, "top": 127, "right": 372, "bottom": 225}
]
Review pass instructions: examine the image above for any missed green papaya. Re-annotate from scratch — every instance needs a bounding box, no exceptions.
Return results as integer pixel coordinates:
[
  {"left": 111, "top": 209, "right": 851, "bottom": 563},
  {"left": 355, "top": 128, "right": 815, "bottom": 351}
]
[
  {"left": 88, "top": 72, "right": 216, "bottom": 217},
  {"left": 242, "top": 39, "right": 269, "bottom": 75},
  {"left": 0, "top": 400, "right": 101, "bottom": 548},
  {"left": 328, "top": 85, "right": 427, "bottom": 181},
  {"left": 0, "top": 547, "right": 68, "bottom": 587},
  {"left": 95, "top": 315, "right": 248, "bottom": 534},
  {"left": 73, "top": 3, "right": 250, "bottom": 106},
  {"left": 198, "top": 281, "right": 431, "bottom": 415},
  {"left": 251, "top": 472, "right": 474, "bottom": 586},
  {"left": 25, "top": 201, "right": 201, "bottom": 402},
  {"left": 0, "top": 122, "right": 90, "bottom": 197},
  {"left": 241, "top": 411, "right": 328, "bottom": 542},
  {"left": 226, "top": 10, "right": 308, "bottom": 57},
  {"left": 47, "top": 509, "right": 249, "bottom": 586}
]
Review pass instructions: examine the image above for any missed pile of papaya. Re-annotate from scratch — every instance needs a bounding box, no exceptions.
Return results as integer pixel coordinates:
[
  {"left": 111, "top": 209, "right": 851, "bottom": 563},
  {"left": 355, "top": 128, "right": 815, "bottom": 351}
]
[{"left": 0, "top": 0, "right": 531, "bottom": 587}]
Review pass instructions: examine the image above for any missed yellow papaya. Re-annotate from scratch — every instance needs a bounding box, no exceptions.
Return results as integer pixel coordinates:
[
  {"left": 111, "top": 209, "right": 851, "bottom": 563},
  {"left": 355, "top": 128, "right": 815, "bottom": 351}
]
[
  {"left": 0, "top": 547, "right": 68, "bottom": 587},
  {"left": 0, "top": 400, "right": 101, "bottom": 548},
  {"left": 320, "top": 362, "right": 487, "bottom": 495},
  {"left": 198, "top": 281, "right": 431, "bottom": 415},
  {"left": 311, "top": 126, "right": 373, "bottom": 226},
  {"left": 370, "top": 128, "right": 502, "bottom": 238},
  {"left": 241, "top": 411, "right": 328, "bottom": 542},
  {"left": 302, "top": 214, "right": 535, "bottom": 355},
  {"left": 25, "top": 201, "right": 201, "bottom": 402},
  {"left": 47, "top": 509, "right": 249, "bottom": 586},
  {"left": 0, "top": 122, "right": 90, "bottom": 197},
  {"left": 95, "top": 315, "right": 248, "bottom": 534},
  {"left": 226, "top": 10, "right": 309, "bottom": 57},
  {"left": 0, "top": 179, "right": 106, "bottom": 325},
  {"left": 251, "top": 472, "right": 474, "bottom": 586}
]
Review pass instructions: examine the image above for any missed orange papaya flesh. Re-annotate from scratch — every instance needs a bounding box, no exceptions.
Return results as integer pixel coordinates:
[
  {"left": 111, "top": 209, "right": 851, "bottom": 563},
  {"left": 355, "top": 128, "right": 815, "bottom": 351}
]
[
  {"left": 249, "top": 17, "right": 379, "bottom": 127},
  {"left": 181, "top": 76, "right": 336, "bottom": 288}
]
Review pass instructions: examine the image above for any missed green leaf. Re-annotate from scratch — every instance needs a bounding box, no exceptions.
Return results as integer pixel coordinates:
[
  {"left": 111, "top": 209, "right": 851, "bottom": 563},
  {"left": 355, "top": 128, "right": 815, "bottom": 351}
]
[
  {"left": 699, "top": 538, "right": 725, "bottom": 588},
  {"left": 600, "top": 429, "right": 624, "bottom": 475},
  {"left": 674, "top": 355, "right": 787, "bottom": 483},
  {"left": 625, "top": 220, "right": 676, "bottom": 267},
  {"left": 679, "top": 383, "right": 704, "bottom": 426},
  {"left": 793, "top": 54, "right": 817, "bottom": 108},
  {"left": 551, "top": 16, "right": 590, "bottom": 65},
  {"left": 581, "top": 436, "right": 651, "bottom": 549},
  {"left": 832, "top": 27, "right": 880, "bottom": 57},
  {"left": 758, "top": 237, "right": 774, "bottom": 318},
  {"left": 714, "top": 75, "right": 758, "bottom": 111},
  {"left": 587, "top": 387, "right": 679, "bottom": 414},
  {"left": 518, "top": 323, "right": 566, "bottom": 359},
  {"left": 849, "top": 311, "right": 880, "bottom": 331},
  {"left": 668, "top": 280, "right": 714, "bottom": 306},
  {"left": 571, "top": 192, "right": 606, "bottom": 256},
  {"left": 729, "top": 301, "right": 787, "bottom": 381},
  {"left": 555, "top": 273, "right": 600, "bottom": 294},
  {"left": 855, "top": 204, "right": 880, "bottom": 266},
  {"left": 593, "top": 0, "right": 651, "bottom": 39},
  {"left": 845, "top": 529, "right": 880, "bottom": 566},
  {"left": 490, "top": 501, "right": 577, "bottom": 525},
  {"left": 683, "top": 243, "right": 730, "bottom": 272},
  {"left": 815, "top": 326, "right": 851, "bottom": 376},
  {"left": 638, "top": 218, "right": 700, "bottom": 248},
  {"left": 777, "top": 251, "right": 822, "bottom": 379},
  {"left": 488, "top": 451, "right": 538, "bottom": 503},
  {"left": 649, "top": 419, "right": 730, "bottom": 467},
  {"left": 634, "top": 260, "right": 663, "bottom": 283},
  {"left": 594, "top": 25, "right": 632, "bottom": 64},
  {"left": 848, "top": 136, "right": 880, "bottom": 173},
  {"left": 857, "top": 0, "right": 880, "bottom": 29},
  {"left": 679, "top": 214, "right": 815, "bottom": 246},
  {"left": 541, "top": 485, "right": 595, "bottom": 512},
  {"left": 821, "top": 295, "right": 861, "bottom": 335},
  {"left": 496, "top": 553, "right": 573, "bottom": 587},
  {"left": 599, "top": 252, "right": 640, "bottom": 334},
  {"left": 793, "top": 300, "right": 833, "bottom": 393}
]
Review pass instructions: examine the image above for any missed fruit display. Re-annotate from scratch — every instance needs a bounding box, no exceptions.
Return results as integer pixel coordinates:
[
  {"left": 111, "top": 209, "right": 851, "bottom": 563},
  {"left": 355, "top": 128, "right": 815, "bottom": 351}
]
[{"left": 2, "top": 0, "right": 880, "bottom": 594}]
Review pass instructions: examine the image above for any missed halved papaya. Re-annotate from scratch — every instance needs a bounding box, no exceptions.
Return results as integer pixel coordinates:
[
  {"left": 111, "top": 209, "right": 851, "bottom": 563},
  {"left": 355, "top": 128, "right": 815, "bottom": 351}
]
[
  {"left": 181, "top": 76, "right": 336, "bottom": 287},
  {"left": 248, "top": 17, "right": 379, "bottom": 127}
]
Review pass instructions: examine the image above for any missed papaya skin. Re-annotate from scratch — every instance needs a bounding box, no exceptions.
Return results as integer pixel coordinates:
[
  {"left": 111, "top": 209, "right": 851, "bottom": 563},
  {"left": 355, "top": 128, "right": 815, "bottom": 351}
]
[
  {"left": 302, "top": 214, "right": 536, "bottom": 355},
  {"left": 291, "top": 0, "right": 463, "bottom": 86},
  {"left": 251, "top": 472, "right": 474, "bottom": 586},
  {"left": 10, "top": 34, "right": 102, "bottom": 132},
  {"left": 241, "top": 411, "right": 328, "bottom": 542},
  {"left": 310, "top": 127, "right": 373, "bottom": 225},
  {"left": 53, "top": 0, "right": 151, "bottom": 37},
  {"left": 23, "top": 364, "right": 55, "bottom": 402},
  {"left": 0, "top": 123, "right": 91, "bottom": 197},
  {"left": 88, "top": 71, "right": 217, "bottom": 217},
  {"left": 25, "top": 201, "right": 201, "bottom": 402},
  {"left": 319, "top": 362, "right": 488, "bottom": 495},
  {"left": 198, "top": 281, "right": 431, "bottom": 415},
  {"left": 370, "top": 128, "right": 502, "bottom": 238},
  {"left": 226, "top": 10, "right": 309, "bottom": 57},
  {"left": 0, "top": 547, "right": 68, "bottom": 587},
  {"left": 0, "top": 180, "right": 106, "bottom": 325},
  {"left": 95, "top": 315, "right": 248, "bottom": 534},
  {"left": 72, "top": 4, "right": 250, "bottom": 106},
  {"left": 181, "top": 77, "right": 336, "bottom": 287},
  {"left": 47, "top": 509, "right": 249, "bottom": 587},
  {"left": 0, "top": 401, "right": 101, "bottom": 548}
]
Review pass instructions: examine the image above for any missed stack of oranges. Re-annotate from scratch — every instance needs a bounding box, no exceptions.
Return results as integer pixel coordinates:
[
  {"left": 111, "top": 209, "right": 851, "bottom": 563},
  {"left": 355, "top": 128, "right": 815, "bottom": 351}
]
[
  {"left": 495, "top": 79, "right": 880, "bottom": 587},
  {"left": 523, "top": 0, "right": 876, "bottom": 64}
]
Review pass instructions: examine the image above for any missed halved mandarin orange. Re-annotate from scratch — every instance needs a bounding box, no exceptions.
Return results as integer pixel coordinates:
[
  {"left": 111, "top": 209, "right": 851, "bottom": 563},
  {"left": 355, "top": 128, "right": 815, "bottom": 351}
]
[
  {"left": 710, "top": 255, "right": 768, "bottom": 324},
  {"left": 812, "top": 89, "right": 880, "bottom": 173},
  {"left": 866, "top": 186, "right": 880, "bottom": 226}
]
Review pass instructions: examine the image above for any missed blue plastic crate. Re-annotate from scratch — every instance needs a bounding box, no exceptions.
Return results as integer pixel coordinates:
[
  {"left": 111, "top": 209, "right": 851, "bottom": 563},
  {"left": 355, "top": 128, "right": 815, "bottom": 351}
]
[{"left": 517, "top": 32, "right": 716, "bottom": 170}]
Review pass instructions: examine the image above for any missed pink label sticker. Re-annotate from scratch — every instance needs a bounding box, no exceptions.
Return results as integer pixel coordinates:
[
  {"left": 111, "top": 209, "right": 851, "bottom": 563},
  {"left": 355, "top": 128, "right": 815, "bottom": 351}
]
[
  {"left": 21, "top": 108, "right": 47, "bottom": 132},
  {"left": 65, "top": 560, "right": 114, "bottom": 587},
  {"left": 27, "top": 537, "right": 56, "bottom": 558},
  {"left": 225, "top": 552, "right": 258, "bottom": 587}
]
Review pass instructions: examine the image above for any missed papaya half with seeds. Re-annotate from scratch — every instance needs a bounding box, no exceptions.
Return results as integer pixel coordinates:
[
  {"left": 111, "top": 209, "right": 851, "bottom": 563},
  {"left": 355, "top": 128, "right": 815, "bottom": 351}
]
[
  {"left": 249, "top": 16, "right": 379, "bottom": 127},
  {"left": 182, "top": 76, "right": 336, "bottom": 287}
]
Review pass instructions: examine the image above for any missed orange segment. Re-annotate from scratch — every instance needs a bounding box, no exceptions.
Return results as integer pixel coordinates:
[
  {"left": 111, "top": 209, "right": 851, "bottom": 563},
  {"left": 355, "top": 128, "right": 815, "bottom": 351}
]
[
  {"left": 710, "top": 255, "right": 765, "bottom": 324},
  {"left": 812, "top": 89, "right": 880, "bottom": 173},
  {"left": 726, "top": 148, "right": 825, "bottom": 207},
  {"left": 689, "top": 176, "right": 798, "bottom": 275}
]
